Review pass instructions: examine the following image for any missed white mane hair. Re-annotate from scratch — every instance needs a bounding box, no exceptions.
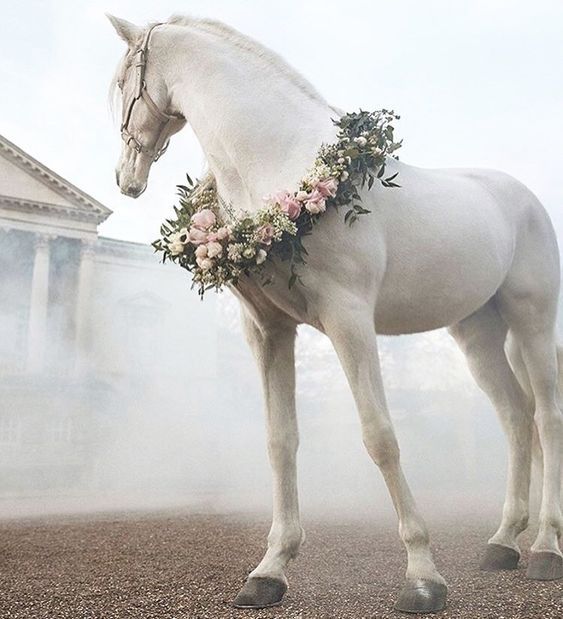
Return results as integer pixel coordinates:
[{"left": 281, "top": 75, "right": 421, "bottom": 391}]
[
  {"left": 166, "top": 15, "right": 326, "bottom": 104},
  {"left": 109, "top": 15, "right": 335, "bottom": 118}
]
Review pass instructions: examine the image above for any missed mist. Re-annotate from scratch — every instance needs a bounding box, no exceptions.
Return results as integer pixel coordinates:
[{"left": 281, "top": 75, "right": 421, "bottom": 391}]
[{"left": 4, "top": 227, "right": 556, "bottom": 523}]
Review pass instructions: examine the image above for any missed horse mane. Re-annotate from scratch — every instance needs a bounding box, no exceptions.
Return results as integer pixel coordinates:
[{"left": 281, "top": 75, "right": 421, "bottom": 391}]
[
  {"left": 166, "top": 15, "right": 326, "bottom": 104},
  {"left": 110, "top": 15, "right": 328, "bottom": 116}
]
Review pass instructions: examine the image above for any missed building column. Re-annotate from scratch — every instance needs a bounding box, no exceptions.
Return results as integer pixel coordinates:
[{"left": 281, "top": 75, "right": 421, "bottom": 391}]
[
  {"left": 75, "top": 240, "right": 96, "bottom": 372},
  {"left": 26, "top": 233, "right": 53, "bottom": 373}
]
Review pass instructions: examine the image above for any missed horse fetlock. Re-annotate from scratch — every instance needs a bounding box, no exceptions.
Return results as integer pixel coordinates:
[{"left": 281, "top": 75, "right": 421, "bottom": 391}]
[
  {"left": 538, "top": 509, "right": 563, "bottom": 533},
  {"left": 267, "top": 525, "right": 304, "bottom": 559},
  {"left": 400, "top": 520, "right": 430, "bottom": 549},
  {"left": 502, "top": 508, "right": 529, "bottom": 536},
  {"left": 531, "top": 520, "right": 563, "bottom": 556}
]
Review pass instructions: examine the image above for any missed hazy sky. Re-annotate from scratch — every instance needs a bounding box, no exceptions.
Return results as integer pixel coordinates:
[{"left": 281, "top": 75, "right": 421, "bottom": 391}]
[{"left": 1, "top": 0, "right": 562, "bottom": 245}]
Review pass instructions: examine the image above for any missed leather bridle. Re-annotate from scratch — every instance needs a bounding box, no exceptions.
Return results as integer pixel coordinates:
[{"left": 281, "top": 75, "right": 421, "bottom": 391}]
[{"left": 120, "top": 23, "right": 185, "bottom": 162}]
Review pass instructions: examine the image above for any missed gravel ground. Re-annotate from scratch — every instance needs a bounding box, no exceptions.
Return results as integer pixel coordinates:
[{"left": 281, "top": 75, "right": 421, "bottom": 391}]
[{"left": 0, "top": 511, "right": 561, "bottom": 618}]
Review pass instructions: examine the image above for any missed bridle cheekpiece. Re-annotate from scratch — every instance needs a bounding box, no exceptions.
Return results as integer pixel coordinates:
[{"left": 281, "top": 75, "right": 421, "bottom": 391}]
[{"left": 120, "top": 23, "right": 185, "bottom": 162}]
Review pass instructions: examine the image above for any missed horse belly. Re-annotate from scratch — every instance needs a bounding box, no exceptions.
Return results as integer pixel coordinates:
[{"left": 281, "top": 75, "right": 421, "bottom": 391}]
[
  {"left": 372, "top": 173, "right": 516, "bottom": 334},
  {"left": 374, "top": 270, "right": 502, "bottom": 335}
]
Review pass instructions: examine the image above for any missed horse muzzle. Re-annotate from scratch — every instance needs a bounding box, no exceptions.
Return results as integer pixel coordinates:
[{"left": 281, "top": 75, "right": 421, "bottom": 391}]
[
  {"left": 115, "top": 166, "right": 148, "bottom": 198},
  {"left": 119, "top": 181, "right": 147, "bottom": 198}
]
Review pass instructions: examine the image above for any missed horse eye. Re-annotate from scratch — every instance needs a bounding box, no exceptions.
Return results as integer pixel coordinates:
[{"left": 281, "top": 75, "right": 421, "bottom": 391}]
[{"left": 117, "top": 80, "right": 124, "bottom": 91}]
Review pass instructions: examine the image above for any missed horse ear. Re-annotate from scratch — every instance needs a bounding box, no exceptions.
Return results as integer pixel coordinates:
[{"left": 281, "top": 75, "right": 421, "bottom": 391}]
[{"left": 106, "top": 14, "right": 142, "bottom": 47}]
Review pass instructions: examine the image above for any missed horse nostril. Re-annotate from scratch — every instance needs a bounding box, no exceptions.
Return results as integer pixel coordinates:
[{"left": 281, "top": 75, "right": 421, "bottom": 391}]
[{"left": 115, "top": 169, "right": 121, "bottom": 186}]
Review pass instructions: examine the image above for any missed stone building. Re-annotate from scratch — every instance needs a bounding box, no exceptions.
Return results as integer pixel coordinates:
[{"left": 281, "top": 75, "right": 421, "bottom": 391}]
[{"left": 0, "top": 134, "right": 219, "bottom": 498}]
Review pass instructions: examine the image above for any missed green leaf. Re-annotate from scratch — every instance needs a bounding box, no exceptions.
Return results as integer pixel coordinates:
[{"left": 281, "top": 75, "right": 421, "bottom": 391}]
[{"left": 288, "top": 272, "right": 298, "bottom": 288}]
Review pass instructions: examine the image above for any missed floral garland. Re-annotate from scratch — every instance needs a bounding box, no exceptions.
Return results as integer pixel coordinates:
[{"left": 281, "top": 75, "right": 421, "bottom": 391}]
[{"left": 153, "top": 110, "right": 402, "bottom": 297}]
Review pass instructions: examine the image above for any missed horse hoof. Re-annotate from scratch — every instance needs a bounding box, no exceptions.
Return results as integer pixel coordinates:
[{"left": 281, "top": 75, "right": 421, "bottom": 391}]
[
  {"left": 526, "top": 552, "right": 563, "bottom": 581},
  {"left": 233, "top": 576, "right": 287, "bottom": 609},
  {"left": 480, "top": 543, "right": 520, "bottom": 571},
  {"left": 395, "top": 579, "right": 447, "bottom": 614}
]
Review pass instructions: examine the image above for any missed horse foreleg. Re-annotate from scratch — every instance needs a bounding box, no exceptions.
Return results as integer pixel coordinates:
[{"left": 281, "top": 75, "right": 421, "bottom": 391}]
[
  {"left": 233, "top": 309, "right": 302, "bottom": 609},
  {"left": 323, "top": 302, "right": 447, "bottom": 613}
]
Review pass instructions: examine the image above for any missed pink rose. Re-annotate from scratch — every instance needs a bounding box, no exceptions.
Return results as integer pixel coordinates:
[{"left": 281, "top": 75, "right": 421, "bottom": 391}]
[
  {"left": 304, "top": 189, "right": 327, "bottom": 215},
  {"left": 216, "top": 227, "right": 230, "bottom": 241},
  {"left": 275, "top": 191, "right": 302, "bottom": 220},
  {"left": 206, "top": 241, "right": 223, "bottom": 259},
  {"left": 314, "top": 177, "right": 338, "bottom": 198},
  {"left": 191, "top": 209, "right": 216, "bottom": 230},
  {"left": 188, "top": 227, "right": 209, "bottom": 245},
  {"left": 257, "top": 224, "right": 275, "bottom": 246}
]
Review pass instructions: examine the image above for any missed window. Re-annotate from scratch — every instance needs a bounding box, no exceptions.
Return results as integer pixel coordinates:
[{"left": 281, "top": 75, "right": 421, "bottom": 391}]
[
  {"left": 0, "top": 415, "right": 21, "bottom": 445},
  {"left": 50, "top": 416, "right": 73, "bottom": 443}
]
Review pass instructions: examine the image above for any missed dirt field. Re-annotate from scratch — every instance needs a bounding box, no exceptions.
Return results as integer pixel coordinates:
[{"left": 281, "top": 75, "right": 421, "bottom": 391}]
[{"left": 0, "top": 511, "right": 561, "bottom": 618}]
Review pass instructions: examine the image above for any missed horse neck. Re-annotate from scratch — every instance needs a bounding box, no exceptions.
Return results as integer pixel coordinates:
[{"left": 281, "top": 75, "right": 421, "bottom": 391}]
[{"left": 162, "top": 24, "right": 338, "bottom": 213}]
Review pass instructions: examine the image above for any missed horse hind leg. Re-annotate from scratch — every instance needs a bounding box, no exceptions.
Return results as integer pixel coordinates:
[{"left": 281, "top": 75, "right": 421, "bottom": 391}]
[
  {"left": 497, "top": 250, "right": 563, "bottom": 580},
  {"left": 449, "top": 301, "right": 534, "bottom": 571},
  {"left": 505, "top": 334, "right": 545, "bottom": 515}
]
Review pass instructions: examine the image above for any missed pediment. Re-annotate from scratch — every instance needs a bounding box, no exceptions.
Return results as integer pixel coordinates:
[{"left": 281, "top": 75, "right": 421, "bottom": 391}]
[{"left": 0, "top": 134, "right": 112, "bottom": 224}]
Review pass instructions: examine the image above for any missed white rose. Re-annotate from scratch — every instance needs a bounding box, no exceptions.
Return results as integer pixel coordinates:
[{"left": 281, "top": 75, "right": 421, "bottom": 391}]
[
  {"left": 306, "top": 202, "right": 325, "bottom": 215},
  {"left": 295, "top": 190, "right": 308, "bottom": 201},
  {"left": 167, "top": 232, "right": 185, "bottom": 256},
  {"left": 197, "top": 257, "right": 214, "bottom": 271},
  {"left": 256, "top": 249, "right": 267, "bottom": 265},
  {"left": 354, "top": 136, "right": 368, "bottom": 147},
  {"left": 340, "top": 171, "right": 349, "bottom": 181},
  {"left": 206, "top": 241, "right": 223, "bottom": 259},
  {"left": 195, "top": 244, "right": 208, "bottom": 258}
]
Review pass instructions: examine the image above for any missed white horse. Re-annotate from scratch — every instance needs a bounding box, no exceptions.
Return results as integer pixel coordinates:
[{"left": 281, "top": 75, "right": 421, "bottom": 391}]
[{"left": 107, "top": 14, "right": 563, "bottom": 613}]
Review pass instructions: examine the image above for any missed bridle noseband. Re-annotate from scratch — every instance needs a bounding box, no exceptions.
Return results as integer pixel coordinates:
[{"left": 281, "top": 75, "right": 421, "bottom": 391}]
[{"left": 120, "top": 23, "right": 185, "bottom": 162}]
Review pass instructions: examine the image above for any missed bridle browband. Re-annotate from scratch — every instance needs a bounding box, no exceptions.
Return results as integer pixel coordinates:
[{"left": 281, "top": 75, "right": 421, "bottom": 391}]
[{"left": 120, "top": 23, "right": 185, "bottom": 162}]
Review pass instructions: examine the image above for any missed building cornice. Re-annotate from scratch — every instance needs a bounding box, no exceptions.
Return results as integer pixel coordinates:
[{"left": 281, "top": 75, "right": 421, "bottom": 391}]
[
  {"left": 0, "top": 135, "right": 112, "bottom": 224},
  {"left": 96, "top": 236, "right": 157, "bottom": 261},
  {"left": 0, "top": 194, "right": 105, "bottom": 224}
]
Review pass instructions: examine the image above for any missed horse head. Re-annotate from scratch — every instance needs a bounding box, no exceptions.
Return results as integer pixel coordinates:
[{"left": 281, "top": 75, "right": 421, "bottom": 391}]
[{"left": 108, "top": 15, "right": 185, "bottom": 198}]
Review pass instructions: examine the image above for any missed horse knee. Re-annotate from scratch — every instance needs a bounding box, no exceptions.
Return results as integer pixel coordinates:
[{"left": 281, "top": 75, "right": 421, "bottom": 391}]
[
  {"left": 362, "top": 424, "right": 400, "bottom": 468},
  {"left": 267, "top": 433, "right": 299, "bottom": 464}
]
